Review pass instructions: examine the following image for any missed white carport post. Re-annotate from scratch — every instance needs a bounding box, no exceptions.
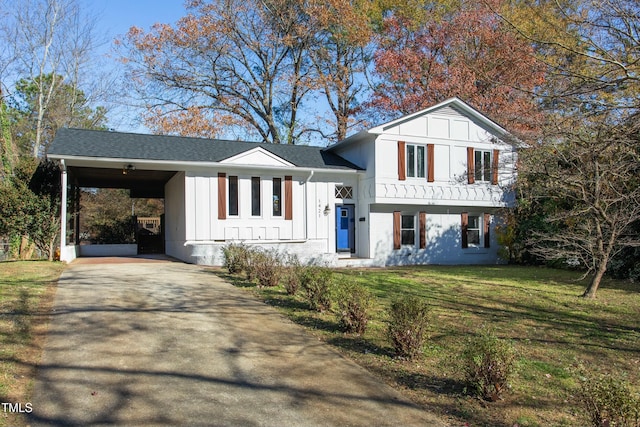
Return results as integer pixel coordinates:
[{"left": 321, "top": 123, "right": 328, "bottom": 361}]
[{"left": 59, "top": 159, "right": 69, "bottom": 262}]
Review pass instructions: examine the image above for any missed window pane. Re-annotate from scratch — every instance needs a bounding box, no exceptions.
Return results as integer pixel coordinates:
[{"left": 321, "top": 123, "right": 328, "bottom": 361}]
[
  {"left": 468, "top": 230, "right": 480, "bottom": 245},
  {"left": 475, "top": 151, "right": 483, "bottom": 181},
  {"left": 228, "top": 176, "right": 238, "bottom": 216},
  {"left": 468, "top": 215, "right": 479, "bottom": 229},
  {"left": 272, "top": 178, "right": 281, "bottom": 216},
  {"left": 251, "top": 177, "right": 261, "bottom": 216},
  {"left": 401, "top": 230, "right": 415, "bottom": 245},
  {"left": 483, "top": 151, "right": 492, "bottom": 182},
  {"left": 407, "top": 145, "right": 415, "bottom": 177},
  {"left": 417, "top": 146, "right": 425, "bottom": 178},
  {"left": 401, "top": 215, "right": 414, "bottom": 229}
]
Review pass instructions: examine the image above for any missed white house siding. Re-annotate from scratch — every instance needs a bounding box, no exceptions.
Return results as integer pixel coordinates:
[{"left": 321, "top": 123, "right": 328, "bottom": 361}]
[
  {"left": 369, "top": 205, "right": 502, "bottom": 266},
  {"left": 164, "top": 171, "right": 190, "bottom": 262},
  {"left": 172, "top": 169, "right": 359, "bottom": 266}
]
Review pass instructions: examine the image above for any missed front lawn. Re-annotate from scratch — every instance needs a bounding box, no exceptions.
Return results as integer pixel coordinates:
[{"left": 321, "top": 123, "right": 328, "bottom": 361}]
[
  {"left": 0, "top": 261, "right": 64, "bottom": 427},
  {"left": 216, "top": 265, "right": 640, "bottom": 427}
]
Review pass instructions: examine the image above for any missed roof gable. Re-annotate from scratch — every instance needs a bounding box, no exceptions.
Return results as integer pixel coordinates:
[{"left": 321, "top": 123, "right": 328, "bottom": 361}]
[{"left": 220, "top": 147, "right": 294, "bottom": 167}]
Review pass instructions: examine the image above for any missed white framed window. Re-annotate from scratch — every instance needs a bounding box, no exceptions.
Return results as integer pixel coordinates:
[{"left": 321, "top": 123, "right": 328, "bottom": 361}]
[
  {"left": 228, "top": 175, "right": 239, "bottom": 216},
  {"left": 406, "top": 144, "right": 426, "bottom": 178},
  {"left": 401, "top": 214, "right": 416, "bottom": 246},
  {"left": 467, "top": 215, "right": 481, "bottom": 246},
  {"left": 251, "top": 177, "right": 261, "bottom": 216},
  {"left": 474, "top": 150, "right": 492, "bottom": 182},
  {"left": 335, "top": 185, "right": 353, "bottom": 199},
  {"left": 273, "top": 177, "right": 282, "bottom": 216}
]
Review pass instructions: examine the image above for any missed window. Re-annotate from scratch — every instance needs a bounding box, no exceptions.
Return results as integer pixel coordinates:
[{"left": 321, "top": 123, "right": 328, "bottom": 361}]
[
  {"left": 228, "top": 176, "right": 238, "bottom": 216},
  {"left": 273, "top": 178, "right": 282, "bottom": 216},
  {"left": 335, "top": 185, "right": 353, "bottom": 199},
  {"left": 251, "top": 177, "right": 261, "bottom": 216},
  {"left": 406, "top": 144, "right": 426, "bottom": 178},
  {"left": 401, "top": 214, "right": 415, "bottom": 245},
  {"left": 474, "top": 150, "right": 492, "bottom": 182},
  {"left": 467, "top": 215, "right": 481, "bottom": 246}
]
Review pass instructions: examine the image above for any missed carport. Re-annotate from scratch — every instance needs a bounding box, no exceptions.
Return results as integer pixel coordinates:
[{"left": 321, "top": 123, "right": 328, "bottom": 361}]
[{"left": 48, "top": 128, "right": 179, "bottom": 262}]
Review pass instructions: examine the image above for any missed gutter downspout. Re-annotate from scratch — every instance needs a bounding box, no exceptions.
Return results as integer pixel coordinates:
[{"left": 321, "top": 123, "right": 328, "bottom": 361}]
[{"left": 304, "top": 170, "right": 314, "bottom": 240}]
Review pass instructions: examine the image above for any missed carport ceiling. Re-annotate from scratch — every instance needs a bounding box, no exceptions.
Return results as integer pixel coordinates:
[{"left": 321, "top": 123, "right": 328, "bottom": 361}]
[{"left": 69, "top": 166, "right": 176, "bottom": 198}]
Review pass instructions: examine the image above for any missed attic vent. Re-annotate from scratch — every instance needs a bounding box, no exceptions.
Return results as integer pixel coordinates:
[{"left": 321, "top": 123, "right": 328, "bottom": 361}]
[
  {"left": 335, "top": 185, "right": 353, "bottom": 199},
  {"left": 435, "top": 106, "right": 465, "bottom": 118}
]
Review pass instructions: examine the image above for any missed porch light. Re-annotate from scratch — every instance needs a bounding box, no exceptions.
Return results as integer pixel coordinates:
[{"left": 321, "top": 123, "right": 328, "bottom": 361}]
[
  {"left": 323, "top": 204, "right": 331, "bottom": 216},
  {"left": 122, "top": 164, "right": 135, "bottom": 175}
]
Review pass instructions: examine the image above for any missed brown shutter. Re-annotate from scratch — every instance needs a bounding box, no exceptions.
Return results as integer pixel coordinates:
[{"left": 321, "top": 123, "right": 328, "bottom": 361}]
[
  {"left": 427, "top": 144, "right": 435, "bottom": 183},
  {"left": 218, "top": 173, "right": 227, "bottom": 220},
  {"left": 398, "top": 141, "right": 406, "bottom": 181},
  {"left": 284, "top": 175, "right": 293, "bottom": 220},
  {"left": 419, "top": 211, "right": 427, "bottom": 249},
  {"left": 461, "top": 212, "right": 469, "bottom": 248},
  {"left": 467, "top": 147, "right": 475, "bottom": 184},
  {"left": 492, "top": 149, "right": 499, "bottom": 185},
  {"left": 484, "top": 213, "right": 491, "bottom": 248},
  {"left": 393, "top": 211, "right": 401, "bottom": 250}
]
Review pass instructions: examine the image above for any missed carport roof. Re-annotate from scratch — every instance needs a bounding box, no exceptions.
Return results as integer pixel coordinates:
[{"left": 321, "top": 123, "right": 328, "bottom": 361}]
[{"left": 48, "top": 128, "right": 362, "bottom": 171}]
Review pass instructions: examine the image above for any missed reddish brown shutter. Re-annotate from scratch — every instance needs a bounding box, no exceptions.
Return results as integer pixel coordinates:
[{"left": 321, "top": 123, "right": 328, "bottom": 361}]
[
  {"left": 467, "top": 147, "right": 475, "bottom": 184},
  {"left": 393, "top": 211, "right": 401, "bottom": 250},
  {"left": 217, "top": 173, "right": 226, "bottom": 220},
  {"left": 419, "top": 211, "right": 427, "bottom": 249},
  {"left": 398, "top": 141, "right": 406, "bottom": 181},
  {"left": 461, "top": 212, "right": 469, "bottom": 248},
  {"left": 284, "top": 175, "right": 293, "bottom": 220},
  {"left": 484, "top": 213, "right": 491, "bottom": 248},
  {"left": 492, "top": 149, "right": 499, "bottom": 185},
  {"left": 427, "top": 144, "right": 435, "bottom": 183}
]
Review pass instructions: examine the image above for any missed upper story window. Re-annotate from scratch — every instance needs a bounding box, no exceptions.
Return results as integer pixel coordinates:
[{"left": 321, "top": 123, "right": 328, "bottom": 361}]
[
  {"left": 474, "top": 150, "right": 492, "bottom": 182},
  {"left": 406, "top": 144, "right": 426, "bottom": 178}
]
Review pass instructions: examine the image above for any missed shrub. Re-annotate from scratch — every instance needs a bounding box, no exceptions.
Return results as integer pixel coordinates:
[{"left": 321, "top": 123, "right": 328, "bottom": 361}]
[
  {"left": 251, "top": 249, "right": 283, "bottom": 288},
  {"left": 335, "top": 279, "right": 373, "bottom": 334},
  {"left": 222, "top": 242, "right": 249, "bottom": 274},
  {"left": 461, "top": 328, "right": 516, "bottom": 401},
  {"left": 577, "top": 370, "right": 640, "bottom": 427},
  {"left": 300, "top": 266, "right": 334, "bottom": 312},
  {"left": 282, "top": 254, "right": 302, "bottom": 295},
  {"left": 386, "top": 296, "right": 429, "bottom": 359}
]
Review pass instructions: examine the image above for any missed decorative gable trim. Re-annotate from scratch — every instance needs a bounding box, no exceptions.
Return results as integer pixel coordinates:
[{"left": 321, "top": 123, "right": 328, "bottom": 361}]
[{"left": 220, "top": 147, "right": 295, "bottom": 167}]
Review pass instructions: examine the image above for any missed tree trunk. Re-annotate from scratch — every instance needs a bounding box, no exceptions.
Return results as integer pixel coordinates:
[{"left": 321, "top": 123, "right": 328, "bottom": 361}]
[{"left": 582, "top": 262, "right": 607, "bottom": 298}]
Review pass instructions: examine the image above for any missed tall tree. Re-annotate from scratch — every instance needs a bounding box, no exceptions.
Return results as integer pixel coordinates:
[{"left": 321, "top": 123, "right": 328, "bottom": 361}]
[
  {"left": 499, "top": 0, "right": 640, "bottom": 297},
  {"left": 121, "top": 0, "right": 313, "bottom": 144},
  {"left": 0, "top": 0, "right": 100, "bottom": 157},
  {"left": 370, "top": 0, "right": 546, "bottom": 138}
]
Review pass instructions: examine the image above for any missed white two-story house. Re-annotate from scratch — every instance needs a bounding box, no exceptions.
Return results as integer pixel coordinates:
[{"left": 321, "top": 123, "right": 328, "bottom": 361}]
[{"left": 48, "top": 97, "right": 517, "bottom": 266}]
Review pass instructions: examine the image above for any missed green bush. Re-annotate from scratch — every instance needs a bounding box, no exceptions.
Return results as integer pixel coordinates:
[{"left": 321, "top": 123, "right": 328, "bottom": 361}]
[
  {"left": 386, "top": 296, "right": 429, "bottom": 359},
  {"left": 300, "top": 266, "right": 334, "bottom": 312},
  {"left": 335, "top": 279, "right": 373, "bottom": 334},
  {"left": 251, "top": 249, "right": 283, "bottom": 288},
  {"left": 461, "top": 328, "right": 516, "bottom": 401},
  {"left": 282, "top": 254, "right": 302, "bottom": 295},
  {"left": 578, "top": 370, "right": 640, "bottom": 427},
  {"left": 222, "top": 242, "right": 249, "bottom": 274}
]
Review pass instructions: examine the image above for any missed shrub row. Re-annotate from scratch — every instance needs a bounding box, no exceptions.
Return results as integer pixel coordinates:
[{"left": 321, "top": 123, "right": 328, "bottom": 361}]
[{"left": 221, "top": 244, "right": 637, "bottom": 422}]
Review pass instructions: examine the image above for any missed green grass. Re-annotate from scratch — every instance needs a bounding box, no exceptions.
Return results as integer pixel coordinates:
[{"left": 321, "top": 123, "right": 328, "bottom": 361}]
[
  {"left": 0, "top": 261, "right": 64, "bottom": 427},
  {"left": 215, "top": 265, "right": 640, "bottom": 427}
]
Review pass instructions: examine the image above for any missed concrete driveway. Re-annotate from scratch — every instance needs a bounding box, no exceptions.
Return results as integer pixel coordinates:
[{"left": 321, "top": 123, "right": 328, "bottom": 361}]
[{"left": 30, "top": 258, "right": 445, "bottom": 426}]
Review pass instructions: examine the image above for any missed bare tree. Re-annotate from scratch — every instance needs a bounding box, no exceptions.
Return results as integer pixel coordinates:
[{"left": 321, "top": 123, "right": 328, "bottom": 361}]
[
  {"left": 520, "top": 114, "right": 640, "bottom": 298},
  {"left": 0, "top": 0, "right": 101, "bottom": 157}
]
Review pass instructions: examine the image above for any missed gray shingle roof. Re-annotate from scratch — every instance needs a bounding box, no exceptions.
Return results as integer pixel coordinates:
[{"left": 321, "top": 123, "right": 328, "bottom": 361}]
[{"left": 48, "top": 128, "right": 362, "bottom": 171}]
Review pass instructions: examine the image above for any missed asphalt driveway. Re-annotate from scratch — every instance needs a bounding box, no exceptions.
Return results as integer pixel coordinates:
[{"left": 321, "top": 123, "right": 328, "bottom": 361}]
[{"left": 30, "top": 258, "right": 445, "bottom": 426}]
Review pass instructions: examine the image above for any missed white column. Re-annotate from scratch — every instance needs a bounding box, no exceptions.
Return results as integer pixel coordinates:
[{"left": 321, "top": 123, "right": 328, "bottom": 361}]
[{"left": 59, "top": 161, "right": 68, "bottom": 261}]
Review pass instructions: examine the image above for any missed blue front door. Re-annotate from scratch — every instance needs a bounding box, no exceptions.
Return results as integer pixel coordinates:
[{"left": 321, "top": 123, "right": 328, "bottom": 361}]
[{"left": 336, "top": 205, "right": 355, "bottom": 253}]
